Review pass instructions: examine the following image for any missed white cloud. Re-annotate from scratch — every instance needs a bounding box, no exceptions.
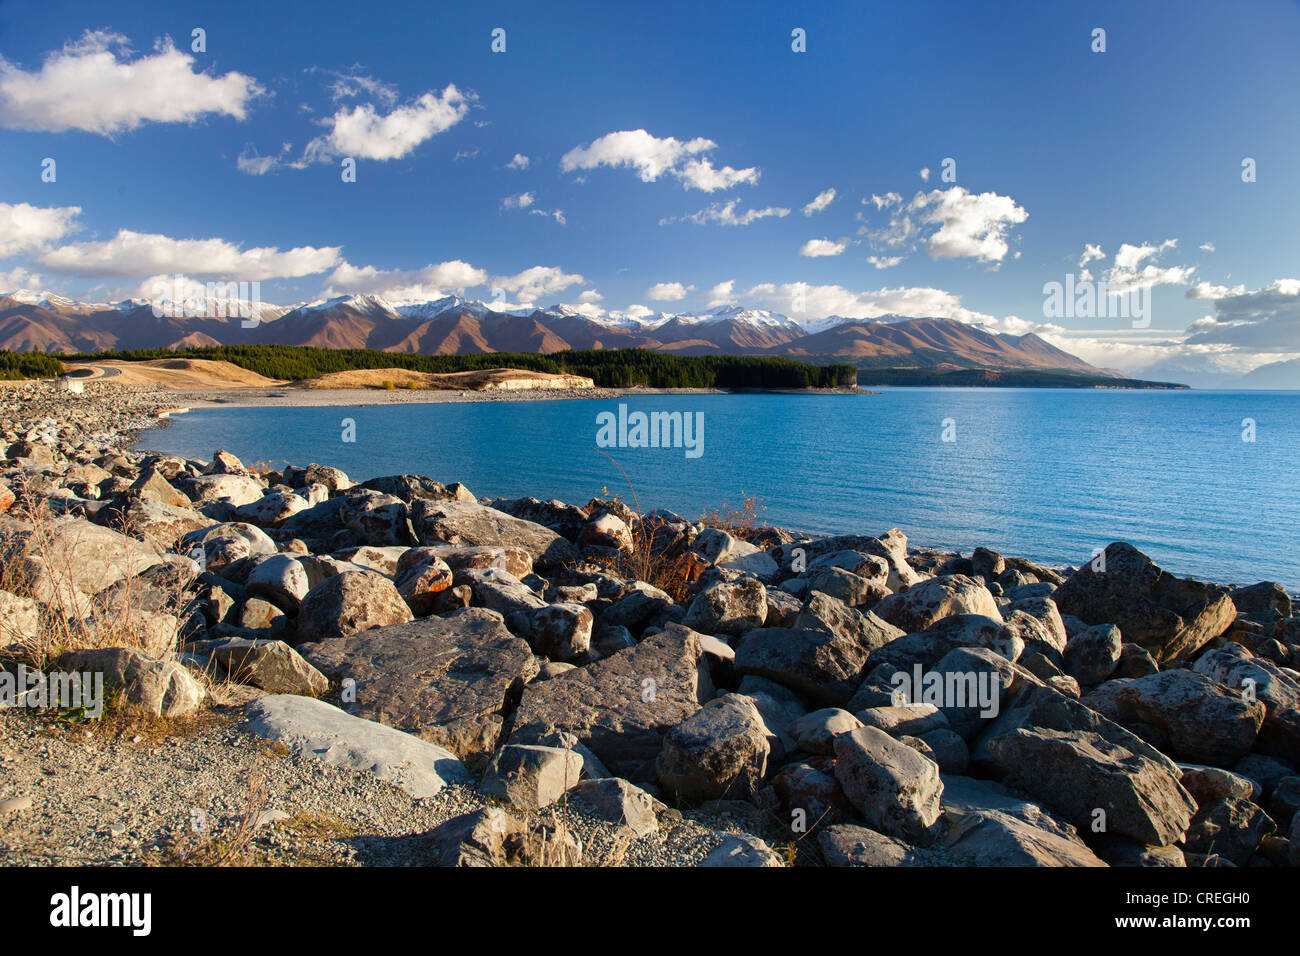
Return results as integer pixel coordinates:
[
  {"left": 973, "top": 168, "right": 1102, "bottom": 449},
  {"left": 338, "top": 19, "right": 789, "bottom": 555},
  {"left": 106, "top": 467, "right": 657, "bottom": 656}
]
[
  {"left": 859, "top": 186, "right": 1027, "bottom": 266},
  {"left": 705, "top": 280, "right": 735, "bottom": 308},
  {"left": 529, "top": 208, "right": 566, "bottom": 225},
  {"left": 646, "top": 281, "right": 690, "bottom": 301},
  {"left": 304, "top": 84, "right": 471, "bottom": 162},
  {"left": 453, "top": 147, "right": 479, "bottom": 162},
  {"left": 560, "top": 129, "right": 758, "bottom": 192},
  {"left": 911, "top": 187, "right": 1028, "bottom": 264},
  {"left": 1114, "top": 239, "right": 1178, "bottom": 272},
  {"left": 506, "top": 153, "right": 530, "bottom": 170},
  {"left": 661, "top": 198, "right": 790, "bottom": 227},
  {"left": 867, "top": 255, "right": 902, "bottom": 270},
  {"left": 0, "top": 31, "right": 261, "bottom": 135},
  {"left": 1199, "top": 242, "right": 1215, "bottom": 253},
  {"left": 38, "top": 229, "right": 340, "bottom": 280},
  {"left": 746, "top": 281, "right": 996, "bottom": 324},
  {"left": 0, "top": 266, "right": 42, "bottom": 291},
  {"left": 327, "top": 71, "right": 399, "bottom": 107},
  {"left": 1079, "top": 243, "right": 1105, "bottom": 268},
  {"left": 1105, "top": 239, "right": 1193, "bottom": 293},
  {"left": 324, "top": 259, "right": 489, "bottom": 300},
  {"left": 576, "top": 289, "right": 603, "bottom": 304},
  {"left": 490, "top": 265, "right": 585, "bottom": 304},
  {"left": 802, "top": 188, "right": 836, "bottom": 216},
  {"left": 799, "top": 238, "right": 848, "bottom": 257},
  {"left": 919, "top": 168, "right": 931, "bottom": 182},
  {"left": 501, "top": 192, "right": 535, "bottom": 210},
  {"left": 0, "top": 202, "right": 82, "bottom": 257}
]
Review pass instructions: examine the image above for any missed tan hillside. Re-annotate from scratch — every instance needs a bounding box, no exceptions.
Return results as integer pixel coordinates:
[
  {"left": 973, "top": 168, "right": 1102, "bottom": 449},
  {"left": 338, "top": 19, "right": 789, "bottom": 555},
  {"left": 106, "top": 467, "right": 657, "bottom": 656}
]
[
  {"left": 293, "top": 367, "right": 596, "bottom": 391},
  {"left": 62, "top": 358, "right": 284, "bottom": 388}
]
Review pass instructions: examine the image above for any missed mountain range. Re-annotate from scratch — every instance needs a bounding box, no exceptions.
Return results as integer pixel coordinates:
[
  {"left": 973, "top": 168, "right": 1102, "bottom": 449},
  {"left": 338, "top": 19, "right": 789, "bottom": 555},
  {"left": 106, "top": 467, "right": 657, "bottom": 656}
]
[{"left": 0, "top": 289, "right": 1117, "bottom": 378}]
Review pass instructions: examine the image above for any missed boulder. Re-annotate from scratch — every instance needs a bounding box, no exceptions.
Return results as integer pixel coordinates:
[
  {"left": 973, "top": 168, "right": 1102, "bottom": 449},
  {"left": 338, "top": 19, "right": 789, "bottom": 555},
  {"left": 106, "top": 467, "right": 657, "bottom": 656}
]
[
  {"left": 510, "top": 625, "right": 709, "bottom": 782},
  {"left": 1052, "top": 542, "right": 1236, "bottom": 662},
  {"left": 1182, "top": 796, "right": 1276, "bottom": 866},
  {"left": 480, "top": 744, "right": 584, "bottom": 810},
  {"left": 656, "top": 694, "right": 771, "bottom": 802},
  {"left": 1192, "top": 647, "right": 1300, "bottom": 764},
  {"left": 698, "top": 833, "right": 783, "bottom": 867},
  {"left": 210, "top": 638, "right": 328, "bottom": 696},
  {"left": 681, "top": 577, "right": 766, "bottom": 636},
  {"left": 735, "top": 623, "right": 888, "bottom": 706},
  {"left": 297, "top": 570, "right": 413, "bottom": 642},
  {"left": 986, "top": 727, "right": 1197, "bottom": 846},
  {"left": 1063, "top": 624, "right": 1122, "bottom": 685},
  {"left": 571, "top": 777, "right": 659, "bottom": 837},
  {"left": 1082, "top": 670, "right": 1264, "bottom": 767},
  {"left": 411, "top": 498, "right": 579, "bottom": 570},
  {"left": 833, "top": 725, "right": 944, "bottom": 841},
  {"left": 528, "top": 603, "right": 593, "bottom": 661},
  {"left": 817, "top": 824, "right": 924, "bottom": 866},
  {"left": 872, "top": 575, "right": 1000, "bottom": 634},
  {"left": 788, "top": 708, "right": 862, "bottom": 755},
  {"left": 394, "top": 555, "right": 454, "bottom": 616},
  {"left": 60, "top": 647, "right": 205, "bottom": 717},
  {"left": 298, "top": 608, "right": 537, "bottom": 757}
]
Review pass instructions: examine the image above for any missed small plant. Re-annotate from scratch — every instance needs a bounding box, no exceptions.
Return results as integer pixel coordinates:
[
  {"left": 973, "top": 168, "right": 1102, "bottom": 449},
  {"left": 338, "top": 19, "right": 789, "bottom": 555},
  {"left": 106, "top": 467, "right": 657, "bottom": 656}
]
[{"left": 381, "top": 379, "right": 396, "bottom": 390}]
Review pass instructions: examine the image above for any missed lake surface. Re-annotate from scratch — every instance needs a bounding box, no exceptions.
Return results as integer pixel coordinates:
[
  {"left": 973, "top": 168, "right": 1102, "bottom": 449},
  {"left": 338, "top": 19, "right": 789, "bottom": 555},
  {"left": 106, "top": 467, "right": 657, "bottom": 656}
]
[{"left": 138, "top": 389, "right": 1300, "bottom": 591}]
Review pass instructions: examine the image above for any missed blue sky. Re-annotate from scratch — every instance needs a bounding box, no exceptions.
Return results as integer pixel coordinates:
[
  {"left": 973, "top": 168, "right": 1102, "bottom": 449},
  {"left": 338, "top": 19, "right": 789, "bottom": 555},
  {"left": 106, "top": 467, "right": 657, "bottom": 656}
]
[{"left": 2, "top": 0, "right": 1300, "bottom": 381}]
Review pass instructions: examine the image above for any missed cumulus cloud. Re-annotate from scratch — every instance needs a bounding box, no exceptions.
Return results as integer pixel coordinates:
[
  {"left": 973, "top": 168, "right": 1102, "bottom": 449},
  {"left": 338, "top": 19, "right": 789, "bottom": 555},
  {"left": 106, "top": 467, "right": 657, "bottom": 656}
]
[
  {"left": 560, "top": 129, "right": 758, "bottom": 192},
  {"left": 324, "top": 259, "right": 488, "bottom": 300},
  {"left": 911, "top": 187, "right": 1027, "bottom": 264},
  {"left": 799, "top": 238, "right": 848, "bottom": 257},
  {"left": 501, "top": 192, "right": 535, "bottom": 210},
  {"left": 858, "top": 187, "right": 1027, "bottom": 266},
  {"left": 705, "top": 280, "right": 735, "bottom": 308},
  {"left": 506, "top": 153, "right": 530, "bottom": 170},
  {"left": 646, "top": 281, "right": 690, "bottom": 301},
  {"left": 0, "top": 31, "right": 262, "bottom": 135},
  {"left": 0, "top": 202, "right": 82, "bottom": 257},
  {"left": 802, "top": 188, "right": 836, "bottom": 216},
  {"left": 867, "top": 255, "right": 902, "bottom": 270},
  {"left": 919, "top": 168, "right": 931, "bottom": 182},
  {"left": 0, "top": 266, "right": 42, "bottom": 291},
  {"left": 1199, "top": 242, "right": 1215, "bottom": 253},
  {"left": 660, "top": 198, "right": 790, "bottom": 227},
  {"left": 1105, "top": 239, "right": 1193, "bottom": 294},
  {"left": 489, "top": 265, "right": 585, "bottom": 303},
  {"left": 37, "top": 230, "right": 340, "bottom": 280},
  {"left": 304, "top": 84, "right": 471, "bottom": 162}
]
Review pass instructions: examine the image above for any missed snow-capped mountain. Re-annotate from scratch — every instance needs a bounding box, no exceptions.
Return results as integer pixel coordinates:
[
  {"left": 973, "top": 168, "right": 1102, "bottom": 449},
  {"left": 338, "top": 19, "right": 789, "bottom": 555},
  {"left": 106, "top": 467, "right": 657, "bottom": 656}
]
[{"left": 0, "top": 288, "right": 1110, "bottom": 376}]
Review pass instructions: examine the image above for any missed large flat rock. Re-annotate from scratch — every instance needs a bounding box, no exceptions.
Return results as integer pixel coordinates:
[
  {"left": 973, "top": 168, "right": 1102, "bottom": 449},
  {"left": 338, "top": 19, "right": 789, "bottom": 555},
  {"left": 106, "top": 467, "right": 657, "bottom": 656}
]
[
  {"left": 510, "top": 624, "right": 709, "bottom": 782},
  {"left": 297, "top": 608, "right": 538, "bottom": 757},
  {"left": 410, "top": 499, "right": 579, "bottom": 570},
  {"left": 244, "top": 694, "right": 469, "bottom": 798}
]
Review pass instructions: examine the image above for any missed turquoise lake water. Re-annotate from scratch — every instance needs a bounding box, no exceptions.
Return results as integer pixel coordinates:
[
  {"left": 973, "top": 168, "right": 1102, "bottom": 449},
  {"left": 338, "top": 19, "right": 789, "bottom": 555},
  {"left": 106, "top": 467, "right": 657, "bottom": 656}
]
[{"left": 137, "top": 388, "right": 1300, "bottom": 591}]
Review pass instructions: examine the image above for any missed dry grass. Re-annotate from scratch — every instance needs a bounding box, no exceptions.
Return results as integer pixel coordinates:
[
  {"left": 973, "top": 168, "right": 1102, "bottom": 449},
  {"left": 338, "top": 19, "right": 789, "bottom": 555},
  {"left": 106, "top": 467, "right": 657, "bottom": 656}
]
[
  {"left": 153, "top": 772, "right": 271, "bottom": 866},
  {"left": 700, "top": 493, "right": 769, "bottom": 544}
]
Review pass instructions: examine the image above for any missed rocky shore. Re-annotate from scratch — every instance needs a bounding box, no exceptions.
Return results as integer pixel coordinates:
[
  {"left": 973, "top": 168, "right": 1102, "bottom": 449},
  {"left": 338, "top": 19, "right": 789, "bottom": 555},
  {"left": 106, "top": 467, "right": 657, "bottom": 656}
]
[{"left": 2, "top": 378, "right": 1299, "bottom": 867}]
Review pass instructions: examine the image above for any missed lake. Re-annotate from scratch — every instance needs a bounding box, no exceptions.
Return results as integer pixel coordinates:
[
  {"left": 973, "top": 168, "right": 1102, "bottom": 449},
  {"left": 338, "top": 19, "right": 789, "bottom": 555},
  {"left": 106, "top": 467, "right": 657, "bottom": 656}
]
[{"left": 137, "top": 388, "right": 1300, "bottom": 591}]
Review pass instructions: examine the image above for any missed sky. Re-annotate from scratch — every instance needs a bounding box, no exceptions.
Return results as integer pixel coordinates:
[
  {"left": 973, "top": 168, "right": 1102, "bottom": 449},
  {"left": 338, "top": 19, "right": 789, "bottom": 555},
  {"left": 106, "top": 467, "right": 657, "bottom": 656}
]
[{"left": 1, "top": 0, "right": 1299, "bottom": 384}]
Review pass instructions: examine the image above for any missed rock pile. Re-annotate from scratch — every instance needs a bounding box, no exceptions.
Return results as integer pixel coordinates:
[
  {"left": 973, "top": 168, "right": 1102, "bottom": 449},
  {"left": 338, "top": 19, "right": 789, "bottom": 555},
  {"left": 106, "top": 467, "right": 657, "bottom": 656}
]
[{"left": 3, "top": 380, "right": 1299, "bottom": 867}]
